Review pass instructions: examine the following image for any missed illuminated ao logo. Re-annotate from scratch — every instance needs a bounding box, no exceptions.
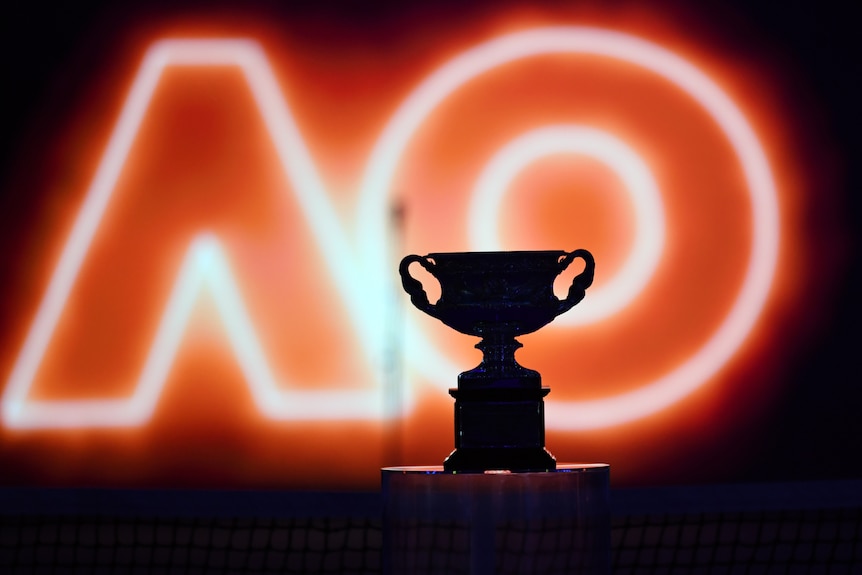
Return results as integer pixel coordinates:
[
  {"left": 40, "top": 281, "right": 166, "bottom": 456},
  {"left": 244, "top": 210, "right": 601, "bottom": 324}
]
[{"left": 2, "top": 27, "right": 778, "bottom": 430}]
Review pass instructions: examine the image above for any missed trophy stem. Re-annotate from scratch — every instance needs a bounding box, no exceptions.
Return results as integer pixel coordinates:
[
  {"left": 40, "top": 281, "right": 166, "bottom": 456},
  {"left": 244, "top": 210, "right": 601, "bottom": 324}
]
[
  {"left": 459, "top": 333, "right": 541, "bottom": 390},
  {"left": 476, "top": 333, "right": 521, "bottom": 367}
]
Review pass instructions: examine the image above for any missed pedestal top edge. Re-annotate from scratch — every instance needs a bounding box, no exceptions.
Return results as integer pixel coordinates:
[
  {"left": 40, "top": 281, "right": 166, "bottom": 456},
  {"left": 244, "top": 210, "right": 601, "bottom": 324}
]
[{"left": 381, "top": 463, "right": 609, "bottom": 475}]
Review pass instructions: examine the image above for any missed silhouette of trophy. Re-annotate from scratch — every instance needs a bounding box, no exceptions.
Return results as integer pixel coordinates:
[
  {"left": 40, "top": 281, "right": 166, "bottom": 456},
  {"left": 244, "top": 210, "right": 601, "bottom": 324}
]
[{"left": 399, "top": 250, "right": 594, "bottom": 472}]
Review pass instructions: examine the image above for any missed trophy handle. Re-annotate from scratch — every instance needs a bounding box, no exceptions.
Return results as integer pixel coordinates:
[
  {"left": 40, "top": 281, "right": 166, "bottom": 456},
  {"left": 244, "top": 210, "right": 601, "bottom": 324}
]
[
  {"left": 399, "top": 254, "right": 441, "bottom": 318},
  {"left": 556, "top": 249, "right": 595, "bottom": 316}
]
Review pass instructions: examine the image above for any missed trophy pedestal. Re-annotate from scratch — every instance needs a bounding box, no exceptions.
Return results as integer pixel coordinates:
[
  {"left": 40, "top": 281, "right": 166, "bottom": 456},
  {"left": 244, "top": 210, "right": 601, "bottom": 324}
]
[
  {"left": 445, "top": 387, "right": 555, "bottom": 472},
  {"left": 382, "top": 464, "right": 610, "bottom": 575},
  {"left": 394, "top": 250, "right": 604, "bottom": 572}
]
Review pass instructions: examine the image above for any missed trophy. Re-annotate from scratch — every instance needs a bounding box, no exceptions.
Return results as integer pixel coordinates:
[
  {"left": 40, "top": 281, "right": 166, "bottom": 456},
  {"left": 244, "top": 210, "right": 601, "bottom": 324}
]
[{"left": 399, "top": 249, "right": 595, "bottom": 472}]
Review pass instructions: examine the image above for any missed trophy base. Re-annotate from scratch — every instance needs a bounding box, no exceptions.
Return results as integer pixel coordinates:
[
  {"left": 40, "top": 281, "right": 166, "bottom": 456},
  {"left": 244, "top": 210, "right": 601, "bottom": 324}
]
[
  {"left": 447, "top": 387, "right": 554, "bottom": 472},
  {"left": 443, "top": 447, "right": 556, "bottom": 473}
]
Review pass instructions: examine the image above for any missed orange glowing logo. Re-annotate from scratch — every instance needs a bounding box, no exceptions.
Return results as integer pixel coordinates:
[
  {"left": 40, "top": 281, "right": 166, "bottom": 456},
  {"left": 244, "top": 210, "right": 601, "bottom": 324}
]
[{"left": 1, "top": 25, "right": 788, "bottom": 485}]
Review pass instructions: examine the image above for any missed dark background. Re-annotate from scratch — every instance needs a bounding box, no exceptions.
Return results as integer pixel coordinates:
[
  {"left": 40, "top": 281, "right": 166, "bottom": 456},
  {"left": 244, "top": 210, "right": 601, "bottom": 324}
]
[{"left": 1, "top": 0, "right": 860, "bottom": 487}]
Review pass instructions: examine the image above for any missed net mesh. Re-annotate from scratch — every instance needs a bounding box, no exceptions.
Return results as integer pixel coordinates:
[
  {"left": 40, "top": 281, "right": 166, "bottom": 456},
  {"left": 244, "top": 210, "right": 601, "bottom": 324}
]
[
  {"left": 612, "top": 507, "right": 862, "bottom": 574},
  {"left": 1, "top": 516, "right": 382, "bottom": 575},
  {"left": 1, "top": 497, "right": 860, "bottom": 573}
]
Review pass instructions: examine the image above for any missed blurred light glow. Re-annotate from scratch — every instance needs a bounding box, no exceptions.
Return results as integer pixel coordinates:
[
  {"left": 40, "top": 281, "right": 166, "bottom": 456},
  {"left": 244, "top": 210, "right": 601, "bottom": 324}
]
[
  {"left": 5, "top": 234, "right": 383, "bottom": 429},
  {"left": 2, "top": 39, "right": 385, "bottom": 428},
  {"left": 356, "top": 26, "right": 779, "bottom": 429},
  {"left": 3, "top": 27, "right": 779, "bottom": 432},
  {"left": 469, "top": 124, "right": 665, "bottom": 325}
]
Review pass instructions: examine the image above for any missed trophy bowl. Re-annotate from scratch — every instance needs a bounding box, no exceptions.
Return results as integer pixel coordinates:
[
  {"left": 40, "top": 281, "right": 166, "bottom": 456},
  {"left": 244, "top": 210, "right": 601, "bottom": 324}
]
[
  {"left": 399, "top": 250, "right": 594, "bottom": 338},
  {"left": 399, "top": 249, "right": 594, "bottom": 472}
]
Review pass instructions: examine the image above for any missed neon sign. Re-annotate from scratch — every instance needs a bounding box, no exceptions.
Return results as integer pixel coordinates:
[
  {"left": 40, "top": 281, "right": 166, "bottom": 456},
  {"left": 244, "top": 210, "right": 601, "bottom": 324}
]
[{"left": 2, "top": 28, "right": 780, "bottom": 448}]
